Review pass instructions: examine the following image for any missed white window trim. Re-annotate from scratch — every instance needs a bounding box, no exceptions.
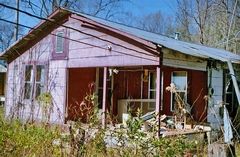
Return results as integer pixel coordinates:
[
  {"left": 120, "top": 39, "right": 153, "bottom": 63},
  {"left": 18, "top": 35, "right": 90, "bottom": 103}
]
[
  {"left": 24, "top": 64, "right": 46, "bottom": 100},
  {"left": 147, "top": 71, "right": 164, "bottom": 111},
  {"left": 35, "top": 65, "right": 46, "bottom": 98},
  {"left": 170, "top": 71, "right": 188, "bottom": 112},
  {"left": 148, "top": 72, "right": 156, "bottom": 110},
  {"left": 24, "top": 65, "right": 34, "bottom": 100}
]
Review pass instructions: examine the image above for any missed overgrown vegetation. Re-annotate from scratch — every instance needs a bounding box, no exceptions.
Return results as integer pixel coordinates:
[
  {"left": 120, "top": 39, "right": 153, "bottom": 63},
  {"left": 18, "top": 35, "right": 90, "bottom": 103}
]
[
  {"left": 0, "top": 117, "right": 62, "bottom": 157},
  {"left": 0, "top": 90, "right": 203, "bottom": 157}
]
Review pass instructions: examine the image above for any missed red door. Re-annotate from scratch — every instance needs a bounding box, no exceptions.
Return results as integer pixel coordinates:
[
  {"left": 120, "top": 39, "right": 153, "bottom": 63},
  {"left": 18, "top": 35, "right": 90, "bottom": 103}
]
[
  {"left": 190, "top": 70, "right": 208, "bottom": 122},
  {"left": 67, "top": 68, "right": 96, "bottom": 122}
]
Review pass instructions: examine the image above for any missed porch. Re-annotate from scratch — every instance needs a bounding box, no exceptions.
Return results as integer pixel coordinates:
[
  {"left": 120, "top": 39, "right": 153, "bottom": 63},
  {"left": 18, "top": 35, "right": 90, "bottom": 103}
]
[{"left": 66, "top": 65, "right": 208, "bottom": 128}]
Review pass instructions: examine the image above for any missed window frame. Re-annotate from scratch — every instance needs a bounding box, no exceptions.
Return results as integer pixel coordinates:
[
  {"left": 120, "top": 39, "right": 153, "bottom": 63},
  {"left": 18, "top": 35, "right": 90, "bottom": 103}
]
[
  {"left": 24, "top": 65, "right": 34, "bottom": 100},
  {"left": 148, "top": 72, "right": 156, "bottom": 110},
  {"left": 23, "top": 64, "right": 47, "bottom": 100},
  {"left": 170, "top": 71, "right": 188, "bottom": 112},
  {"left": 52, "top": 29, "right": 69, "bottom": 60},
  {"left": 147, "top": 71, "right": 164, "bottom": 111},
  {"left": 35, "top": 65, "right": 46, "bottom": 98},
  {"left": 55, "top": 31, "right": 64, "bottom": 53}
]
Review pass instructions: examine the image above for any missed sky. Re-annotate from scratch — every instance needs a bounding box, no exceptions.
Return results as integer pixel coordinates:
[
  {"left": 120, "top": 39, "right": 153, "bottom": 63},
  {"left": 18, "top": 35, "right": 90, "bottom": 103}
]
[
  {"left": 2, "top": 0, "right": 178, "bottom": 35},
  {"left": 129, "top": 0, "right": 177, "bottom": 16}
]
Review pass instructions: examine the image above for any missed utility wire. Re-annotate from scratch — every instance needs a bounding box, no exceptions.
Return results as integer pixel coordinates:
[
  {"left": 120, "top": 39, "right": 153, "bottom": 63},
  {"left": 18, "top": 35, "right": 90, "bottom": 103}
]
[
  {"left": 0, "top": 16, "right": 192, "bottom": 63},
  {"left": 0, "top": 18, "right": 32, "bottom": 29},
  {"left": 0, "top": 18, "right": 158, "bottom": 62},
  {"left": 0, "top": 3, "right": 158, "bottom": 58}
]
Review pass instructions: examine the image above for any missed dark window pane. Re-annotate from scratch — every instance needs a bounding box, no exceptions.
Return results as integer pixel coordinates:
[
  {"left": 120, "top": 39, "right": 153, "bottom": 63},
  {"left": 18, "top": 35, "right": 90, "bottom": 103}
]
[
  {"left": 35, "top": 83, "right": 44, "bottom": 98},
  {"left": 36, "top": 65, "right": 45, "bottom": 82},
  {"left": 149, "top": 103, "right": 155, "bottom": 110},
  {"left": 149, "top": 91, "right": 156, "bottom": 99},
  {"left": 24, "top": 83, "right": 32, "bottom": 99},
  {"left": 25, "top": 65, "right": 33, "bottom": 81},
  {"left": 150, "top": 72, "right": 156, "bottom": 89}
]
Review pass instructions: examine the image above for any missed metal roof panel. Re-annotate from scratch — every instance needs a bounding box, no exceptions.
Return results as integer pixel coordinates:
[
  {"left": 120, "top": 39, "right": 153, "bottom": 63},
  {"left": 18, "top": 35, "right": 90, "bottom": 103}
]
[{"left": 78, "top": 13, "right": 240, "bottom": 63}]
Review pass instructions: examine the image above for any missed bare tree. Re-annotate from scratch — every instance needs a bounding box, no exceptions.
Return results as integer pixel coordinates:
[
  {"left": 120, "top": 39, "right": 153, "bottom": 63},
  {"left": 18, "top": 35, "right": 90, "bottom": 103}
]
[
  {"left": 0, "top": 0, "right": 16, "bottom": 51},
  {"left": 193, "top": 0, "right": 214, "bottom": 44},
  {"left": 0, "top": 22, "right": 15, "bottom": 51},
  {"left": 175, "top": 0, "right": 214, "bottom": 44},
  {"left": 21, "top": 0, "right": 129, "bottom": 20},
  {"left": 176, "top": 0, "right": 193, "bottom": 42},
  {"left": 175, "top": 0, "right": 240, "bottom": 54},
  {"left": 136, "top": 11, "right": 174, "bottom": 36}
]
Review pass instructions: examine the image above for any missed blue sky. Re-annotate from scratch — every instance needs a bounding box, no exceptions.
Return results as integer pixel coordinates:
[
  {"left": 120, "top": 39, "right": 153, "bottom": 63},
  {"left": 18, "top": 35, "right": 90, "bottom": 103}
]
[
  {"left": 3, "top": 0, "right": 178, "bottom": 34},
  {"left": 129, "top": 0, "right": 177, "bottom": 15}
]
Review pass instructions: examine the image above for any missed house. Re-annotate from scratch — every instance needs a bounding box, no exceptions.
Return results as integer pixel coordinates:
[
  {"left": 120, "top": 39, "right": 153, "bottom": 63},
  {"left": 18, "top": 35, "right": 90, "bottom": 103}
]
[{"left": 1, "top": 9, "right": 240, "bottom": 129}]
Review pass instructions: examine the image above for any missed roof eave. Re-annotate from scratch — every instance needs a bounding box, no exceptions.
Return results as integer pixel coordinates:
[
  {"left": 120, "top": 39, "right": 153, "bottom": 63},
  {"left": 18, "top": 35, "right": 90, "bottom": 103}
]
[{"left": 0, "top": 9, "right": 71, "bottom": 63}]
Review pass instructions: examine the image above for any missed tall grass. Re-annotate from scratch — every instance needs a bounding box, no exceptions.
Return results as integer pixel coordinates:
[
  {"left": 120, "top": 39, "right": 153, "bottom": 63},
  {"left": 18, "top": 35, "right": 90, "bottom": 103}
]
[
  {"left": 0, "top": 106, "right": 62, "bottom": 157},
  {"left": 0, "top": 88, "right": 207, "bottom": 157}
]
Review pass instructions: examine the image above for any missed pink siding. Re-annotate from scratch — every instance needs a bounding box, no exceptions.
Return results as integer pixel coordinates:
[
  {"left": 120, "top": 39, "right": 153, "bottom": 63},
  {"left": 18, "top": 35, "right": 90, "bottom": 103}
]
[
  {"left": 66, "top": 18, "right": 159, "bottom": 67},
  {"left": 5, "top": 35, "right": 67, "bottom": 124},
  {"left": 5, "top": 17, "right": 160, "bottom": 124}
]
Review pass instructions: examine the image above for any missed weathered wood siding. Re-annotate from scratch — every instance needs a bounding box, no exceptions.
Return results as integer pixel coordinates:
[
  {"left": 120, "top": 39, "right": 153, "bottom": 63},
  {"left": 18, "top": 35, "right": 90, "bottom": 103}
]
[
  {"left": 5, "top": 35, "right": 67, "bottom": 124},
  {"left": 48, "top": 60, "right": 67, "bottom": 123},
  {"left": 66, "top": 18, "right": 159, "bottom": 67},
  {"left": 207, "top": 67, "right": 224, "bottom": 130},
  {"left": 162, "top": 48, "right": 208, "bottom": 71}
]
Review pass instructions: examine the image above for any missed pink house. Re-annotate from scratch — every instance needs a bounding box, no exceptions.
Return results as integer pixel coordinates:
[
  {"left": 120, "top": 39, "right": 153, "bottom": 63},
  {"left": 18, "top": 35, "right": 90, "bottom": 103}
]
[{"left": 1, "top": 9, "right": 240, "bottom": 129}]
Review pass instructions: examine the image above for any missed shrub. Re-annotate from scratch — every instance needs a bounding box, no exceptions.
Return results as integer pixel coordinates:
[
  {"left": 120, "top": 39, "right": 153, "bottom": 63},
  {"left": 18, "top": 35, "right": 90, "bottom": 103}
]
[{"left": 0, "top": 117, "right": 62, "bottom": 157}]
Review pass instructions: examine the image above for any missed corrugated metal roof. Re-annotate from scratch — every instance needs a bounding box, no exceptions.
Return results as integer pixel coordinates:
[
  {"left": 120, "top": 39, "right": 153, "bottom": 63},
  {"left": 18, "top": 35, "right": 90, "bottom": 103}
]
[
  {"left": 2, "top": 8, "right": 240, "bottom": 64},
  {"left": 77, "top": 13, "right": 240, "bottom": 63}
]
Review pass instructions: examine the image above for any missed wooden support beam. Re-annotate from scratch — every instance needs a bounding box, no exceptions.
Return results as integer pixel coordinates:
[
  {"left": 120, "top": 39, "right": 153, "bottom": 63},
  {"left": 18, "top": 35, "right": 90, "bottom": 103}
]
[
  {"left": 156, "top": 66, "right": 161, "bottom": 137},
  {"left": 102, "top": 67, "right": 107, "bottom": 128},
  {"left": 227, "top": 61, "right": 240, "bottom": 106}
]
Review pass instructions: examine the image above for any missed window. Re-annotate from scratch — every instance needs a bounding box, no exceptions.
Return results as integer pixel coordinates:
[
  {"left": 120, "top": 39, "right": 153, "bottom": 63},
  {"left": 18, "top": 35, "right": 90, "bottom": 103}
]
[
  {"left": 56, "top": 32, "right": 64, "bottom": 53},
  {"left": 24, "top": 65, "right": 46, "bottom": 100},
  {"left": 52, "top": 30, "right": 68, "bottom": 60},
  {"left": 171, "top": 71, "right": 187, "bottom": 111},
  {"left": 148, "top": 72, "right": 156, "bottom": 110},
  {"left": 35, "top": 65, "right": 45, "bottom": 98},
  {"left": 149, "top": 72, "right": 156, "bottom": 99},
  {"left": 24, "top": 65, "right": 33, "bottom": 99},
  {"left": 147, "top": 72, "right": 164, "bottom": 111}
]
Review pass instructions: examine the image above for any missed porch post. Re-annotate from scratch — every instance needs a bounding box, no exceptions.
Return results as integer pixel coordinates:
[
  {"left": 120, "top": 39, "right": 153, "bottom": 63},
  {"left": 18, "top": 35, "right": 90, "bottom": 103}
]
[
  {"left": 227, "top": 61, "right": 240, "bottom": 106},
  {"left": 102, "top": 67, "right": 107, "bottom": 128},
  {"left": 156, "top": 66, "right": 161, "bottom": 137}
]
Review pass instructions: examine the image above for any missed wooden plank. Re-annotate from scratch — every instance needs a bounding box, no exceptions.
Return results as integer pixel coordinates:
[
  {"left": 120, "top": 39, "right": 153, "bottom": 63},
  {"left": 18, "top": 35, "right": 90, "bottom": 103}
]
[
  {"left": 102, "top": 67, "right": 107, "bottom": 128},
  {"left": 155, "top": 67, "right": 161, "bottom": 114},
  {"left": 227, "top": 61, "right": 240, "bottom": 106},
  {"left": 156, "top": 66, "right": 161, "bottom": 137},
  {"left": 68, "top": 56, "right": 158, "bottom": 68}
]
